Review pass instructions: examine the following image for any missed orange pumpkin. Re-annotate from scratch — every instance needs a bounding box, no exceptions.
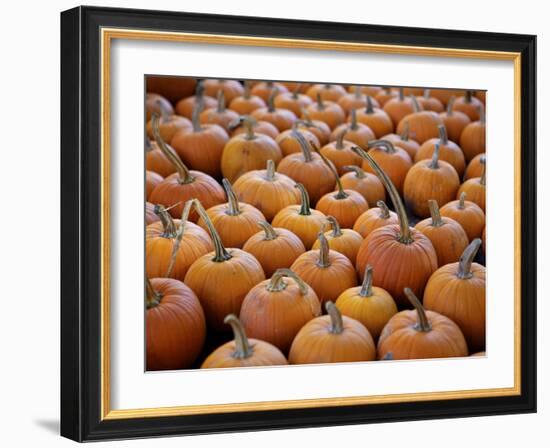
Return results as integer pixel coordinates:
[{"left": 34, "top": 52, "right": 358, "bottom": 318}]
[
  {"left": 383, "top": 88, "right": 418, "bottom": 126},
  {"left": 312, "top": 216, "right": 363, "bottom": 265},
  {"left": 295, "top": 108, "right": 332, "bottom": 145},
  {"left": 452, "top": 90, "right": 484, "bottom": 121},
  {"left": 145, "top": 113, "right": 191, "bottom": 143},
  {"left": 353, "top": 200, "right": 399, "bottom": 238},
  {"left": 230, "top": 116, "right": 280, "bottom": 140},
  {"left": 276, "top": 131, "right": 335, "bottom": 204},
  {"left": 272, "top": 183, "right": 327, "bottom": 249},
  {"left": 340, "top": 165, "right": 385, "bottom": 208},
  {"left": 240, "top": 268, "right": 321, "bottom": 353},
  {"left": 199, "top": 90, "right": 240, "bottom": 132},
  {"left": 377, "top": 288, "right": 468, "bottom": 359},
  {"left": 353, "top": 147, "right": 437, "bottom": 306},
  {"left": 354, "top": 96, "right": 394, "bottom": 138},
  {"left": 457, "top": 155, "right": 486, "bottom": 212},
  {"left": 232, "top": 159, "right": 300, "bottom": 221},
  {"left": 464, "top": 153, "right": 486, "bottom": 180},
  {"left": 276, "top": 127, "right": 320, "bottom": 157},
  {"left": 185, "top": 200, "right": 265, "bottom": 332},
  {"left": 242, "top": 221, "right": 306, "bottom": 278},
  {"left": 482, "top": 226, "right": 486, "bottom": 253},
  {"left": 228, "top": 81, "right": 266, "bottom": 115},
  {"left": 320, "top": 130, "right": 363, "bottom": 175},
  {"left": 381, "top": 122, "right": 420, "bottom": 160},
  {"left": 289, "top": 301, "right": 376, "bottom": 364},
  {"left": 251, "top": 81, "right": 288, "bottom": 102},
  {"left": 430, "top": 88, "right": 467, "bottom": 107},
  {"left": 175, "top": 80, "right": 217, "bottom": 120},
  {"left": 221, "top": 117, "right": 283, "bottom": 183},
  {"left": 403, "top": 143, "right": 460, "bottom": 218},
  {"left": 459, "top": 107, "right": 486, "bottom": 162},
  {"left": 201, "top": 314, "right": 287, "bottom": 368},
  {"left": 145, "top": 139, "right": 176, "bottom": 178},
  {"left": 423, "top": 238, "right": 486, "bottom": 352},
  {"left": 331, "top": 109, "right": 375, "bottom": 150},
  {"left": 439, "top": 96, "right": 471, "bottom": 143},
  {"left": 146, "top": 76, "right": 196, "bottom": 104},
  {"left": 396, "top": 96, "right": 443, "bottom": 144},
  {"left": 375, "top": 87, "right": 397, "bottom": 107},
  {"left": 306, "top": 83, "right": 347, "bottom": 102},
  {"left": 146, "top": 170, "right": 163, "bottom": 200},
  {"left": 145, "top": 93, "right": 173, "bottom": 122},
  {"left": 251, "top": 89, "right": 297, "bottom": 131},
  {"left": 203, "top": 79, "right": 245, "bottom": 103},
  {"left": 335, "top": 265, "right": 398, "bottom": 340},
  {"left": 291, "top": 232, "right": 357, "bottom": 306},
  {"left": 415, "top": 89, "right": 444, "bottom": 112},
  {"left": 352, "top": 85, "right": 383, "bottom": 97},
  {"left": 304, "top": 93, "right": 346, "bottom": 130},
  {"left": 146, "top": 277, "right": 206, "bottom": 370},
  {"left": 274, "top": 86, "right": 314, "bottom": 116},
  {"left": 440, "top": 192, "right": 486, "bottom": 241},
  {"left": 415, "top": 200, "right": 469, "bottom": 266},
  {"left": 148, "top": 114, "right": 225, "bottom": 221},
  {"left": 145, "top": 201, "right": 160, "bottom": 226},
  {"left": 337, "top": 86, "right": 380, "bottom": 115},
  {"left": 415, "top": 124, "right": 466, "bottom": 177}
]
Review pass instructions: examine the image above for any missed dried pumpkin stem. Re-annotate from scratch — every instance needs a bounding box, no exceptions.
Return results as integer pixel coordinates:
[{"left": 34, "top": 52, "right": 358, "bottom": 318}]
[
  {"left": 429, "top": 142, "right": 441, "bottom": 169},
  {"left": 243, "top": 80, "right": 251, "bottom": 99},
  {"left": 377, "top": 200, "right": 390, "bottom": 219},
  {"left": 295, "top": 183, "right": 312, "bottom": 216},
  {"left": 325, "top": 216, "right": 343, "bottom": 238},
  {"left": 354, "top": 85, "right": 362, "bottom": 99},
  {"left": 404, "top": 287, "right": 432, "bottom": 332},
  {"left": 438, "top": 124, "right": 448, "bottom": 145},
  {"left": 398, "top": 88, "right": 405, "bottom": 101},
  {"left": 216, "top": 90, "right": 226, "bottom": 113},
  {"left": 267, "top": 88, "right": 277, "bottom": 113},
  {"left": 367, "top": 139, "right": 397, "bottom": 154},
  {"left": 457, "top": 238, "right": 482, "bottom": 279},
  {"left": 428, "top": 200, "right": 443, "bottom": 227},
  {"left": 343, "top": 165, "right": 366, "bottom": 179},
  {"left": 366, "top": 95, "right": 374, "bottom": 114},
  {"left": 154, "top": 204, "right": 177, "bottom": 238},
  {"left": 411, "top": 95, "right": 421, "bottom": 113},
  {"left": 480, "top": 155, "right": 486, "bottom": 186},
  {"left": 447, "top": 96, "right": 455, "bottom": 115},
  {"left": 265, "top": 159, "right": 276, "bottom": 181},
  {"left": 192, "top": 199, "right": 232, "bottom": 262},
  {"left": 314, "top": 145, "right": 348, "bottom": 200},
  {"left": 336, "top": 129, "right": 346, "bottom": 150},
  {"left": 301, "top": 107, "right": 313, "bottom": 125},
  {"left": 191, "top": 97, "right": 203, "bottom": 133},
  {"left": 359, "top": 265, "right": 374, "bottom": 297},
  {"left": 458, "top": 192, "right": 466, "bottom": 209},
  {"left": 145, "top": 278, "right": 161, "bottom": 309},
  {"left": 293, "top": 129, "right": 313, "bottom": 162},
  {"left": 316, "top": 92, "right": 325, "bottom": 111},
  {"left": 165, "top": 200, "right": 194, "bottom": 277},
  {"left": 465, "top": 90, "right": 473, "bottom": 103},
  {"left": 316, "top": 232, "right": 331, "bottom": 268},
  {"left": 326, "top": 301, "right": 344, "bottom": 334},
  {"left": 479, "top": 105, "right": 486, "bottom": 125},
  {"left": 400, "top": 121, "right": 410, "bottom": 141},
  {"left": 424, "top": 89, "right": 431, "bottom": 100},
  {"left": 222, "top": 178, "right": 241, "bottom": 216},
  {"left": 257, "top": 220, "right": 278, "bottom": 241},
  {"left": 352, "top": 146, "right": 413, "bottom": 244},
  {"left": 225, "top": 314, "right": 252, "bottom": 359},
  {"left": 291, "top": 83, "right": 301, "bottom": 99},
  {"left": 152, "top": 113, "right": 195, "bottom": 184},
  {"left": 267, "top": 268, "right": 308, "bottom": 295},
  {"left": 350, "top": 108, "right": 359, "bottom": 131}
]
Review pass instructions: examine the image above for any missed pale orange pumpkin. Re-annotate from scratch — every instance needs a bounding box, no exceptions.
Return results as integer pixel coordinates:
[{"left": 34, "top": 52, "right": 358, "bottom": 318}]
[
  {"left": 381, "top": 122, "right": 420, "bottom": 160},
  {"left": 415, "top": 124, "right": 466, "bottom": 177},
  {"left": 146, "top": 170, "right": 163, "bottom": 200},
  {"left": 295, "top": 108, "right": 333, "bottom": 145},
  {"left": 199, "top": 90, "right": 240, "bottom": 132},
  {"left": 430, "top": 88, "right": 467, "bottom": 107},
  {"left": 396, "top": 96, "right": 444, "bottom": 144},
  {"left": 340, "top": 165, "right": 385, "bottom": 208},
  {"left": 464, "top": 153, "right": 486, "bottom": 180},
  {"left": 353, "top": 200, "right": 399, "bottom": 238},
  {"left": 203, "top": 79, "right": 245, "bottom": 104},
  {"left": 146, "top": 76, "right": 196, "bottom": 104},
  {"left": 240, "top": 268, "right": 321, "bottom": 353},
  {"left": 320, "top": 130, "right": 363, "bottom": 175},
  {"left": 306, "top": 83, "right": 347, "bottom": 102},
  {"left": 440, "top": 192, "right": 486, "bottom": 241},
  {"left": 415, "top": 89, "right": 444, "bottom": 113},
  {"left": 304, "top": 93, "right": 346, "bottom": 130},
  {"left": 352, "top": 85, "right": 383, "bottom": 97},
  {"left": 145, "top": 139, "right": 176, "bottom": 178},
  {"left": 375, "top": 87, "right": 398, "bottom": 107},
  {"left": 459, "top": 107, "right": 486, "bottom": 162},
  {"left": 337, "top": 85, "right": 380, "bottom": 115},
  {"left": 457, "top": 155, "right": 486, "bottom": 212},
  {"left": 251, "top": 81, "right": 288, "bottom": 102},
  {"left": 175, "top": 80, "right": 217, "bottom": 120},
  {"left": 452, "top": 90, "right": 484, "bottom": 121},
  {"left": 145, "top": 113, "right": 191, "bottom": 143},
  {"left": 288, "top": 301, "right": 376, "bottom": 364},
  {"left": 230, "top": 116, "right": 280, "bottom": 140},
  {"left": 145, "top": 93, "right": 173, "bottom": 122},
  {"left": 312, "top": 216, "right": 363, "bottom": 265},
  {"left": 383, "top": 88, "right": 419, "bottom": 126},
  {"left": 145, "top": 201, "right": 160, "bottom": 225},
  {"left": 354, "top": 96, "right": 394, "bottom": 138},
  {"left": 274, "top": 85, "right": 314, "bottom": 116},
  {"left": 228, "top": 81, "right": 266, "bottom": 115},
  {"left": 276, "top": 127, "right": 320, "bottom": 157},
  {"left": 331, "top": 109, "right": 375, "bottom": 150},
  {"left": 251, "top": 89, "right": 297, "bottom": 131},
  {"left": 439, "top": 96, "right": 471, "bottom": 143}
]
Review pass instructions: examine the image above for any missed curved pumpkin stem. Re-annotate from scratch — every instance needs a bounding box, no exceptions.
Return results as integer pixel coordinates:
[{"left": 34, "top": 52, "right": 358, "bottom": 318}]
[
  {"left": 257, "top": 220, "right": 278, "bottom": 241},
  {"left": 479, "top": 155, "right": 486, "bottom": 186},
  {"left": 295, "top": 183, "right": 312, "bottom": 216},
  {"left": 225, "top": 314, "right": 253, "bottom": 359},
  {"left": 359, "top": 265, "right": 374, "bottom": 297},
  {"left": 349, "top": 108, "right": 359, "bottom": 131},
  {"left": 316, "top": 92, "right": 325, "bottom": 111},
  {"left": 458, "top": 191, "right": 467, "bottom": 209},
  {"left": 326, "top": 301, "right": 344, "bottom": 334},
  {"left": 145, "top": 278, "right": 161, "bottom": 309},
  {"left": 368, "top": 139, "right": 397, "bottom": 154},
  {"left": 154, "top": 204, "right": 177, "bottom": 238},
  {"left": 152, "top": 113, "right": 194, "bottom": 184},
  {"left": 410, "top": 95, "right": 421, "bottom": 113},
  {"left": 352, "top": 146, "right": 413, "bottom": 244},
  {"left": 377, "top": 200, "right": 390, "bottom": 219},
  {"left": 428, "top": 199, "right": 443, "bottom": 228},
  {"left": 324, "top": 216, "right": 343, "bottom": 238},
  {"left": 293, "top": 129, "right": 313, "bottom": 163},
  {"left": 457, "top": 238, "right": 482, "bottom": 279},
  {"left": 264, "top": 159, "right": 276, "bottom": 181},
  {"left": 336, "top": 129, "right": 346, "bottom": 150},
  {"left": 404, "top": 287, "right": 431, "bottom": 332},
  {"left": 314, "top": 145, "right": 348, "bottom": 200},
  {"left": 366, "top": 95, "right": 375, "bottom": 114},
  {"left": 192, "top": 199, "right": 232, "bottom": 262},
  {"left": 428, "top": 142, "right": 441, "bottom": 169},
  {"left": 165, "top": 200, "right": 194, "bottom": 278},
  {"left": 438, "top": 124, "right": 448, "bottom": 145},
  {"left": 222, "top": 178, "right": 241, "bottom": 216},
  {"left": 316, "top": 232, "right": 331, "bottom": 268},
  {"left": 400, "top": 121, "right": 410, "bottom": 141},
  {"left": 267, "top": 268, "right": 308, "bottom": 295},
  {"left": 343, "top": 165, "right": 366, "bottom": 179},
  {"left": 242, "top": 116, "right": 256, "bottom": 140}
]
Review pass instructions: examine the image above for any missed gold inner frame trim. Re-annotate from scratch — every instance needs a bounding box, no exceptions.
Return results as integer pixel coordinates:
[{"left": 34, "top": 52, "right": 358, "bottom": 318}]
[{"left": 100, "top": 27, "right": 522, "bottom": 421}]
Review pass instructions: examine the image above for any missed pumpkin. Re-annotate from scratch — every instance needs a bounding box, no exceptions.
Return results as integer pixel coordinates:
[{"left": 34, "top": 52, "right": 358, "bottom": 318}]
[
  {"left": 415, "top": 89, "right": 444, "bottom": 112},
  {"left": 145, "top": 113, "right": 191, "bottom": 143},
  {"left": 232, "top": 159, "right": 300, "bottom": 221},
  {"left": 340, "top": 165, "right": 385, "bottom": 208},
  {"left": 375, "top": 87, "right": 398, "bottom": 107},
  {"left": 475, "top": 90, "right": 486, "bottom": 104},
  {"left": 145, "top": 139, "right": 176, "bottom": 178},
  {"left": 251, "top": 80, "right": 288, "bottom": 102},
  {"left": 243, "top": 221, "right": 306, "bottom": 278},
  {"left": 145, "top": 93, "right": 173, "bottom": 122},
  {"left": 403, "top": 143, "right": 460, "bottom": 218},
  {"left": 353, "top": 200, "right": 399, "bottom": 238},
  {"left": 464, "top": 153, "right": 486, "bottom": 180},
  {"left": 362, "top": 140, "right": 412, "bottom": 195},
  {"left": 306, "top": 83, "right": 347, "bottom": 102},
  {"left": 221, "top": 117, "right": 283, "bottom": 183},
  {"left": 146, "top": 202, "right": 214, "bottom": 282},
  {"left": 354, "top": 95, "right": 394, "bottom": 138},
  {"left": 171, "top": 102, "right": 229, "bottom": 178},
  {"left": 415, "top": 124, "right": 466, "bottom": 177},
  {"left": 291, "top": 232, "right": 357, "bottom": 306},
  {"left": 415, "top": 200, "right": 469, "bottom": 266},
  {"left": 335, "top": 265, "right": 398, "bottom": 340},
  {"left": 146, "top": 170, "right": 163, "bottom": 200},
  {"left": 337, "top": 86, "right": 380, "bottom": 115},
  {"left": 288, "top": 301, "right": 376, "bottom": 364},
  {"left": 352, "top": 85, "right": 383, "bottom": 97},
  {"left": 185, "top": 200, "right": 265, "bottom": 331},
  {"left": 396, "top": 96, "right": 443, "bottom": 144},
  {"left": 148, "top": 114, "right": 225, "bottom": 221},
  {"left": 377, "top": 288, "right": 468, "bottom": 359},
  {"left": 228, "top": 81, "right": 266, "bottom": 115},
  {"left": 304, "top": 93, "right": 346, "bottom": 130},
  {"left": 276, "top": 127, "right": 321, "bottom": 157},
  {"left": 383, "top": 88, "right": 419, "bottom": 126},
  {"left": 430, "top": 88, "right": 466, "bottom": 107},
  {"left": 331, "top": 109, "right": 375, "bottom": 150},
  {"left": 251, "top": 89, "right": 297, "bottom": 131},
  {"left": 146, "top": 277, "right": 206, "bottom": 370},
  {"left": 440, "top": 192, "right": 486, "bottom": 241},
  {"left": 276, "top": 131, "right": 335, "bottom": 204},
  {"left": 295, "top": 108, "right": 332, "bottom": 145},
  {"left": 457, "top": 155, "right": 486, "bottom": 212},
  {"left": 320, "top": 130, "right": 363, "bottom": 175},
  {"left": 400, "top": 87, "right": 425, "bottom": 97},
  {"left": 423, "top": 238, "right": 486, "bottom": 352},
  {"left": 201, "top": 314, "right": 287, "bottom": 368},
  {"left": 145, "top": 201, "right": 160, "bottom": 226},
  {"left": 439, "top": 96, "right": 471, "bottom": 143},
  {"left": 231, "top": 116, "right": 280, "bottom": 140},
  {"left": 452, "top": 90, "right": 484, "bottom": 121},
  {"left": 146, "top": 76, "right": 196, "bottom": 104},
  {"left": 198, "top": 179, "right": 266, "bottom": 249},
  {"left": 459, "top": 107, "right": 486, "bottom": 162},
  {"left": 272, "top": 183, "right": 327, "bottom": 249},
  {"left": 203, "top": 79, "right": 245, "bottom": 103},
  {"left": 175, "top": 80, "right": 217, "bottom": 120},
  {"left": 199, "top": 90, "right": 240, "bottom": 132},
  {"left": 274, "top": 85, "right": 314, "bottom": 116},
  {"left": 381, "top": 122, "right": 420, "bottom": 160},
  {"left": 353, "top": 147, "right": 437, "bottom": 306},
  {"left": 279, "top": 82, "right": 311, "bottom": 93},
  {"left": 314, "top": 148, "right": 369, "bottom": 228},
  {"left": 312, "top": 216, "right": 363, "bottom": 265},
  {"left": 240, "top": 268, "right": 321, "bottom": 353}
]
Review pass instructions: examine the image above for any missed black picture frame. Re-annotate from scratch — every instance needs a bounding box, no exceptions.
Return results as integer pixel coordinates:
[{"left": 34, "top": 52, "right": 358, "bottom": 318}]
[{"left": 61, "top": 5, "right": 536, "bottom": 442}]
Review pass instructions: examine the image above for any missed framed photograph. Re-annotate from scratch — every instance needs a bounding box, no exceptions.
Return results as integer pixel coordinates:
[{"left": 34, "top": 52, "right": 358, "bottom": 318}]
[{"left": 60, "top": 5, "right": 536, "bottom": 442}]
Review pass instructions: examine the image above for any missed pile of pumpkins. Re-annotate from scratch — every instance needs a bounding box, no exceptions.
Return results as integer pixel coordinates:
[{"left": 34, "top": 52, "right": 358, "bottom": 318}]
[{"left": 145, "top": 78, "right": 486, "bottom": 370}]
